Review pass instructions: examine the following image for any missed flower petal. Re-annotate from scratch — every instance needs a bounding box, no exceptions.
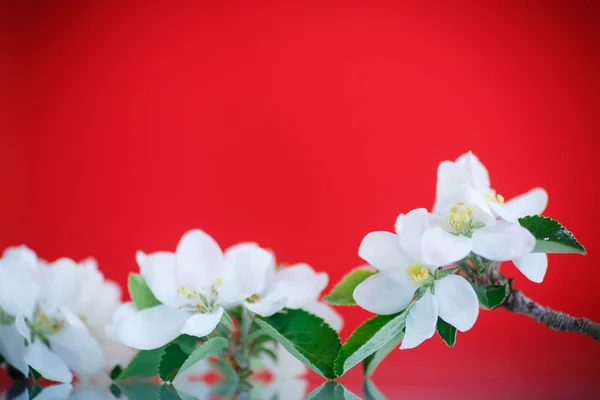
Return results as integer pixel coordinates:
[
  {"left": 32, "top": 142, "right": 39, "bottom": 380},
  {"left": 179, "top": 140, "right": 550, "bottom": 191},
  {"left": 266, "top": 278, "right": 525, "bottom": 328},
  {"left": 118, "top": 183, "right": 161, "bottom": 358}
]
[
  {"left": 15, "top": 314, "right": 30, "bottom": 340},
  {"left": 38, "top": 258, "right": 82, "bottom": 310},
  {"left": 244, "top": 292, "right": 287, "bottom": 317},
  {"left": 137, "top": 251, "right": 182, "bottom": 308},
  {"left": 505, "top": 188, "right": 548, "bottom": 218},
  {"left": 400, "top": 291, "right": 438, "bottom": 350},
  {"left": 273, "top": 264, "right": 328, "bottom": 308},
  {"left": 112, "top": 305, "right": 189, "bottom": 350},
  {"left": 358, "top": 231, "right": 411, "bottom": 272},
  {"left": 353, "top": 270, "right": 417, "bottom": 315},
  {"left": 472, "top": 220, "right": 535, "bottom": 261},
  {"left": 0, "top": 263, "right": 39, "bottom": 319},
  {"left": 25, "top": 340, "right": 73, "bottom": 383},
  {"left": 434, "top": 160, "right": 469, "bottom": 214},
  {"left": 2, "top": 245, "right": 37, "bottom": 269},
  {"left": 396, "top": 208, "right": 429, "bottom": 262},
  {"left": 180, "top": 308, "right": 224, "bottom": 338},
  {"left": 0, "top": 324, "right": 29, "bottom": 375},
  {"left": 512, "top": 253, "right": 548, "bottom": 283},
  {"left": 421, "top": 227, "right": 472, "bottom": 266},
  {"left": 175, "top": 229, "right": 223, "bottom": 289},
  {"left": 456, "top": 151, "right": 491, "bottom": 192},
  {"left": 302, "top": 301, "right": 344, "bottom": 332},
  {"left": 487, "top": 201, "right": 518, "bottom": 223},
  {"left": 105, "top": 302, "right": 137, "bottom": 342},
  {"left": 434, "top": 275, "right": 479, "bottom": 332},
  {"left": 48, "top": 323, "right": 105, "bottom": 376},
  {"left": 221, "top": 243, "right": 274, "bottom": 302}
]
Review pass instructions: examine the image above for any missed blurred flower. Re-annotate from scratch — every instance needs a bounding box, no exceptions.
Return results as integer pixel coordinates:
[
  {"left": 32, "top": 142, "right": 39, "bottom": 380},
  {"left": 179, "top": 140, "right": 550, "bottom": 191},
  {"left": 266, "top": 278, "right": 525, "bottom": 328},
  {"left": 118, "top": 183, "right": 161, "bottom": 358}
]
[
  {"left": 108, "top": 229, "right": 275, "bottom": 350},
  {"left": 354, "top": 211, "right": 479, "bottom": 349},
  {"left": 0, "top": 246, "right": 129, "bottom": 384}
]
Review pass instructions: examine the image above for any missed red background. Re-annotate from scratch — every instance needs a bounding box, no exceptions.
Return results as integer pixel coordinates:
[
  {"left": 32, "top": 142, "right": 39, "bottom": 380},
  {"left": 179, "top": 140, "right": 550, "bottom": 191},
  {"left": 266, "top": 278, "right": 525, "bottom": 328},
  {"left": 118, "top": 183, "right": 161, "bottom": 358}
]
[{"left": 1, "top": 1, "right": 599, "bottom": 398}]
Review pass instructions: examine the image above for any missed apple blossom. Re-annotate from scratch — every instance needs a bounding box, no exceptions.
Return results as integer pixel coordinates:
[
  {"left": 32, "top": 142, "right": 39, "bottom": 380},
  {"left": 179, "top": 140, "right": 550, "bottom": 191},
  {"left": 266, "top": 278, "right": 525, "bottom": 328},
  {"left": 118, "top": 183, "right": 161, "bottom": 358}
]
[
  {"left": 107, "top": 229, "right": 275, "bottom": 350},
  {"left": 245, "top": 263, "right": 343, "bottom": 331},
  {"left": 353, "top": 209, "right": 479, "bottom": 349},
  {"left": 436, "top": 151, "right": 549, "bottom": 282},
  {"left": 0, "top": 247, "right": 105, "bottom": 384}
]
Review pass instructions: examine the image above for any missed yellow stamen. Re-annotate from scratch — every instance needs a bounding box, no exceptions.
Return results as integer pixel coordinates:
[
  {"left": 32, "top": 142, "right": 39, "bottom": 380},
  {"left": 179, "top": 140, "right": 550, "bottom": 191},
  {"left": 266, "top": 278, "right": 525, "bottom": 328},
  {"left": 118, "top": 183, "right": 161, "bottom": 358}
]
[
  {"left": 406, "top": 262, "right": 430, "bottom": 283},
  {"left": 215, "top": 278, "right": 223, "bottom": 287}
]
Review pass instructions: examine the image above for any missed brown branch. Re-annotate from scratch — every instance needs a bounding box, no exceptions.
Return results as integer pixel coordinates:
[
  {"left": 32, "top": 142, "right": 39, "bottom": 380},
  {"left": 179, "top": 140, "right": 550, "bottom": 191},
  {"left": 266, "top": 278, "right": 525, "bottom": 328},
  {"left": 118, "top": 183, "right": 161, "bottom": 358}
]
[{"left": 503, "top": 288, "right": 600, "bottom": 341}]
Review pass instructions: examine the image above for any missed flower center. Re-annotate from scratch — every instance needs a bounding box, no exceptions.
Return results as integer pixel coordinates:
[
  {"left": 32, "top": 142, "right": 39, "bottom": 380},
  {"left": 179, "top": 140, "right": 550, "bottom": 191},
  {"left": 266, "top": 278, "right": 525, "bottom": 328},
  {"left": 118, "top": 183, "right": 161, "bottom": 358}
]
[
  {"left": 176, "top": 279, "right": 223, "bottom": 313},
  {"left": 246, "top": 293, "right": 262, "bottom": 303},
  {"left": 485, "top": 193, "right": 505, "bottom": 205},
  {"left": 406, "top": 262, "right": 430, "bottom": 284},
  {"left": 30, "top": 305, "right": 65, "bottom": 336},
  {"left": 447, "top": 201, "right": 485, "bottom": 236}
]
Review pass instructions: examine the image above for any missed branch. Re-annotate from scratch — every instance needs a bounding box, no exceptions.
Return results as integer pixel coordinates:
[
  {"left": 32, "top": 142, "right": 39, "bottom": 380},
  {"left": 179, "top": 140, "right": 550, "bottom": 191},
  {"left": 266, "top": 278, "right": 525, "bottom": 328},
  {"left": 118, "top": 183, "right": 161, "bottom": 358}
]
[{"left": 503, "top": 288, "right": 600, "bottom": 341}]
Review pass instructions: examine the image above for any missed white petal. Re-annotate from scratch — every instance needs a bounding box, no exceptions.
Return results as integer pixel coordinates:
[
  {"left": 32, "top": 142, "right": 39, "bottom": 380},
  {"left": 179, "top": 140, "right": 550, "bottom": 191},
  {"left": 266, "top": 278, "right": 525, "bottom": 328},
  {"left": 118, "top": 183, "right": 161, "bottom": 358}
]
[
  {"left": 25, "top": 340, "right": 73, "bottom": 383},
  {"left": 487, "top": 201, "right": 518, "bottom": 223},
  {"left": 15, "top": 314, "right": 31, "bottom": 340},
  {"left": 513, "top": 253, "right": 548, "bottom": 283},
  {"left": 221, "top": 243, "right": 274, "bottom": 302},
  {"left": 106, "top": 302, "right": 137, "bottom": 341},
  {"left": 302, "top": 301, "right": 343, "bottom": 332},
  {"left": 175, "top": 229, "right": 224, "bottom": 289},
  {"left": 434, "top": 160, "right": 469, "bottom": 214},
  {"left": 472, "top": 221, "right": 535, "bottom": 261},
  {"left": 48, "top": 325, "right": 104, "bottom": 376},
  {"left": 421, "top": 227, "right": 472, "bottom": 266},
  {"left": 39, "top": 258, "right": 82, "bottom": 309},
  {"left": 113, "top": 305, "right": 189, "bottom": 350},
  {"left": 180, "top": 308, "right": 224, "bottom": 338},
  {"left": 2, "top": 245, "right": 37, "bottom": 269},
  {"left": 0, "top": 263, "right": 38, "bottom": 319},
  {"left": 400, "top": 291, "right": 438, "bottom": 350},
  {"left": 434, "top": 275, "right": 479, "bottom": 332},
  {"left": 271, "top": 344, "right": 306, "bottom": 379},
  {"left": 273, "top": 263, "right": 328, "bottom": 308},
  {"left": 0, "top": 324, "right": 29, "bottom": 375},
  {"left": 456, "top": 151, "right": 491, "bottom": 192},
  {"left": 353, "top": 270, "right": 417, "bottom": 315},
  {"left": 396, "top": 208, "right": 429, "bottom": 262},
  {"left": 35, "top": 384, "right": 73, "bottom": 400},
  {"left": 137, "top": 251, "right": 182, "bottom": 308},
  {"left": 505, "top": 188, "right": 548, "bottom": 218},
  {"left": 244, "top": 293, "right": 287, "bottom": 317},
  {"left": 358, "top": 231, "right": 411, "bottom": 272}
]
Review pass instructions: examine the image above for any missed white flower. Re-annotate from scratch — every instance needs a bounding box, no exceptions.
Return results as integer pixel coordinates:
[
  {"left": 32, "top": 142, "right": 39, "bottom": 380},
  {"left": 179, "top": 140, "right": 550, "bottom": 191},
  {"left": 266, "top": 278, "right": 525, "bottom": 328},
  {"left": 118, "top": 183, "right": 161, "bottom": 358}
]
[
  {"left": 435, "top": 151, "right": 548, "bottom": 282},
  {"left": 0, "top": 247, "right": 105, "bottom": 383},
  {"left": 107, "top": 229, "right": 275, "bottom": 350},
  {"left": 245, "top": 263, "right": 343, "bottom": 332},
  {"left": 353, "top": 210, "right": 479, "bottom": 349}
]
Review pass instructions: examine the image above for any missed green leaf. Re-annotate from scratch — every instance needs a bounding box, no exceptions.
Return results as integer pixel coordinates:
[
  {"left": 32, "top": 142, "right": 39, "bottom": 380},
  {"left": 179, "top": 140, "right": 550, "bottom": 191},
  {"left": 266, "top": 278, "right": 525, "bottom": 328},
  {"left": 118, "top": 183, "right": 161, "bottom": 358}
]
[
  {"left": 364, "top": 379, "right": 388, "bottom": 400},
  {"left": 436, "top": 317, "right": 457, "bottom": 347},
  {"left": 434, "top": 267, "right": 458, "bottom": 280},
  {"left": 176, "top": 337, "right": 229, "bottom": 378},
  {"left": 220, "top": 310, "right": 236, "bottom": 332},
  {"left": 116, "top": 382, "right": 162, "bottom": 400},
  {"left": 109, "top": 365, "right": 123, "bottom": 381},
  {"left": 159, "top": 342, "right": 190, "bottom": 382},
  {"left": 255, "top": 309, "right": 341, "bottom": 379},
  {"left": 29, "top": 367, "right": 42, "bottom": 382},
  {"left": 363, "top": 330, "right": 403, "bottom": 377},
  {"left": 128, "top": 273, "right": 161, "bottom": 310},
  {"left": 29, "top": 385, "right": 43, "bottom": 399},
  {"left": 109, "top": 384, "right": 122, "bottom": 398},
  {"left": 160, "top": 384, "right": 182, "bottom": 400},
  {"left": 475, "top": 284, "right": 510, "bottom": 310},
  {"left": 118, "top": 336, "right": 197, "bottom": 381},
  {"left": 335, "top": 310, "right": 407, "bottom": 377},
  {"left": 323, "top": 269, "right": 377, "bottom": 305},
  {"left": 519, "top": 215, "right": 586, "bottom": 254},
  {"left": 304, "top": 382, "right": 362, "bottom": 400}
]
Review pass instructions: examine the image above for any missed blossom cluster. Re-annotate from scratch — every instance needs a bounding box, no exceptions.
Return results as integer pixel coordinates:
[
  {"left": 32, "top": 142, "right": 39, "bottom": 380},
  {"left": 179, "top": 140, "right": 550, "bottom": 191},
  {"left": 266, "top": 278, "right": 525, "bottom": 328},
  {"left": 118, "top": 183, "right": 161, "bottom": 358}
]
[
  {"left": 353, "top": 151, "right": 549, "bottom": 348},
  {"left": 0, "top": 246, "right": 131, "bottom": 384}
]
